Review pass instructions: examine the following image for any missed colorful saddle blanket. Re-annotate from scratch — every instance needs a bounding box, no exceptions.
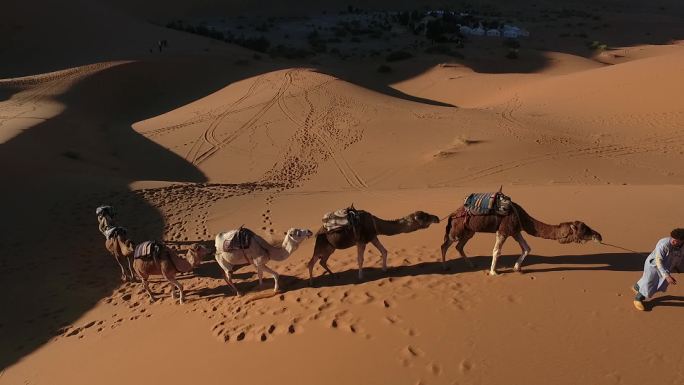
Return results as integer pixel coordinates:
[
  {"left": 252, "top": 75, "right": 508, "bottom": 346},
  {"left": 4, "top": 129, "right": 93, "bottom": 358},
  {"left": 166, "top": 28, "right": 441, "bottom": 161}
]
[
  {"left": 322, "top": 207, "right": 361, "bottom": 231},
  {"left": 463, "top": 192, "right": 512, "bottom": 216},
  {"left": 222, "top": 227, "right": 254, "bottom": 252},
  {"left": 134, "top": 240, "right": 162, "bottom": 260}
]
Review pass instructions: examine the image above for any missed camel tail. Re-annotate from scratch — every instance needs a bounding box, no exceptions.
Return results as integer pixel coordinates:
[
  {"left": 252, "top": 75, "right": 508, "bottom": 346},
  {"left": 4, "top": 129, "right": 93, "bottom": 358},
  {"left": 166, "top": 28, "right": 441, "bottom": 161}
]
[{"left": 444, "top": 216, "right": 452, "bottom": 239}]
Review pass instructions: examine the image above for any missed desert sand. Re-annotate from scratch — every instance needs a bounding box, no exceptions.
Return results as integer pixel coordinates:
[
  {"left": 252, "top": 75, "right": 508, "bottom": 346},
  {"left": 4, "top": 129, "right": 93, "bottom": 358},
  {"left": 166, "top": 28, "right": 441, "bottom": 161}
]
[{"left": 2, "top": 1, "right": 684, "bottom": 384}]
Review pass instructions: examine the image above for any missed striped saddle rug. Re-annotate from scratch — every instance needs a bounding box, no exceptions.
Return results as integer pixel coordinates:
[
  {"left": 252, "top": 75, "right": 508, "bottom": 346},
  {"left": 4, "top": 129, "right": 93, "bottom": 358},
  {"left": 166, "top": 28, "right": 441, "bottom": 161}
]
[
  {"left": 134, "top": 240, "right": 163, "bottom": 260},
  {"left": 463, "top": 192, "right": 512, "bottom": 216}
]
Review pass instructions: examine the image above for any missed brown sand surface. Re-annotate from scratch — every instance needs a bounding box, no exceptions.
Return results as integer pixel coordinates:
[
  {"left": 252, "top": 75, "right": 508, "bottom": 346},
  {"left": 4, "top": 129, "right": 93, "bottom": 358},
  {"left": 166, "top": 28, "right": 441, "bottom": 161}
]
[{"left": 2, "top": 1, "right": 684, "bottom": 384}]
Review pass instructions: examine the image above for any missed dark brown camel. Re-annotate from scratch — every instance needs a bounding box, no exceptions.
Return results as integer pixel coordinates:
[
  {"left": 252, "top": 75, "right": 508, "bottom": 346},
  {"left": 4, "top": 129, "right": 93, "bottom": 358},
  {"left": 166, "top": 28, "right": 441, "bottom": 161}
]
[
  {"left": 307, "top": 210, "right": 440, "bottom": 284},
  {"left": 440, "top": 202, "right": 602, "bottom": 275}
]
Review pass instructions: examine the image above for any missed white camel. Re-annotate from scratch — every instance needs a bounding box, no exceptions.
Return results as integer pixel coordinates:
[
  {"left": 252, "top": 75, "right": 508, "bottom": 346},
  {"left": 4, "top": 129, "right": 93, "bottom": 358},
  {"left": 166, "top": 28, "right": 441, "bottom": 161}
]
[{"left": 214, "top": 227, "right": 313, "bottom": 295}]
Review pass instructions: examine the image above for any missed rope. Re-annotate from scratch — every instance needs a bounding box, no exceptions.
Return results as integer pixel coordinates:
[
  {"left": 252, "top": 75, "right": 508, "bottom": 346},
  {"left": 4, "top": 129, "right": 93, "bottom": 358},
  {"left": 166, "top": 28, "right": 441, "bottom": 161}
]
[{"left": 600, "top": 242, "right": 646, "bottom": 256}]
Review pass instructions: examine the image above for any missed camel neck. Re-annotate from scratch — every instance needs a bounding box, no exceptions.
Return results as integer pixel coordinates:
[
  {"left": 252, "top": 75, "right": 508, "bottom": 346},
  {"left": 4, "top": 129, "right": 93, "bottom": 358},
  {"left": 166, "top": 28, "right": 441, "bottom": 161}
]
[
  {"left": 374, "top": 217, "right": 411, "bottom": 236},
  {"left": 270, "top": 236, "right": 298, "bottom": 261},
  {"left": 517, "top": 206, "right": 561, "bottom": 239}
]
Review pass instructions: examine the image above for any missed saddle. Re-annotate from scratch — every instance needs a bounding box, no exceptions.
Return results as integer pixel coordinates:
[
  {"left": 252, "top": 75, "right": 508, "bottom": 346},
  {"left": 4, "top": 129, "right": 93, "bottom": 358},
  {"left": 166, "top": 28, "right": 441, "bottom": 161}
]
[
  {"left": 222, "top": 227, "right": 254, "bottom": 252},
  {"left": 134, "top": 240, "right": 163, "bottom": 260},
  {"left": 103, "top": 226, "right": 127, "bottom": 240},
  {"left": 463, "top": 191, "right": 512, "bottom": 216},
  {"left": 323, "top": 205, "right": 361, "bottom": 230},
  {"left": 322, "top": 205, "right": 362, "bottom": 241}
]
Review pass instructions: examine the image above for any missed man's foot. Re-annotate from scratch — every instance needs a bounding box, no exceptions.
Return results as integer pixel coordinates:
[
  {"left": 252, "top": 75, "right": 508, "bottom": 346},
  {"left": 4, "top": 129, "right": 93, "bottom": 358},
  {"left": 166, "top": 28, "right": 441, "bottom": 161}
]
[{"left": 633, "top": 300, "right": 645, "bottom": 311}]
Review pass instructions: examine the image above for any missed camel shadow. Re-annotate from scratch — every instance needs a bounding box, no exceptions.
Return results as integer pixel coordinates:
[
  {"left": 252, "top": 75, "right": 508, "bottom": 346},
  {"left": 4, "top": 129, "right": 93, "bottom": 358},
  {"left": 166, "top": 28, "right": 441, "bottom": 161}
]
[
  {"left": 274, "top": 252, "right": 646, "bottom": 291},
  {"left": 649, "top": 295, "right": 684, "bottom": 309},
  {"left": 518, "top": 252, "right": 645, "bottom": 273}
]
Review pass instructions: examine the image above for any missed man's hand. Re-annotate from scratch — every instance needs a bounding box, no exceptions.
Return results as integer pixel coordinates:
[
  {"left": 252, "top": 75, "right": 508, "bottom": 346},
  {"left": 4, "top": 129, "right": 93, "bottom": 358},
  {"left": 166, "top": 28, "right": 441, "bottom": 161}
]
[{"left": 666, "top": 275, "right": 677, "bottom": 285}]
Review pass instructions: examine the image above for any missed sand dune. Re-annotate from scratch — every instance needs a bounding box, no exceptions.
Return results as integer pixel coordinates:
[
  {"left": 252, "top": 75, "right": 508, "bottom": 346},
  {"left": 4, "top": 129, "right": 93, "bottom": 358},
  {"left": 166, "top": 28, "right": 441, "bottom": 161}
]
[{"left": 2, "top": 1, "right": 684, "bottom": 384}]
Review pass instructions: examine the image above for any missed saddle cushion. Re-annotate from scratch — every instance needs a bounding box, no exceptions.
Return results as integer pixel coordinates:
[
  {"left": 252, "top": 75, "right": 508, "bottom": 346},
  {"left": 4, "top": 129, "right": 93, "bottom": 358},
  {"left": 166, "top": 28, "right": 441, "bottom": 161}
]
[
  {"left": 322, "top": 208, "right": 361, "bottom": 231},
  {"left": 222, "top": 227, "right": 254, "bottom": 251}
]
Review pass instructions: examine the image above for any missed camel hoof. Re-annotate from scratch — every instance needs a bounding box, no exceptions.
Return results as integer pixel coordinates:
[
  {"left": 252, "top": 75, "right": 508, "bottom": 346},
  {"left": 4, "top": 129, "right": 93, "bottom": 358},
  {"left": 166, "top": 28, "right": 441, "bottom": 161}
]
[
  {"left": 488, "top": 271, "right": 499, "bottom": 276},
  {"left": 513, "top": 264, "right": 523, "bottom": 273}
]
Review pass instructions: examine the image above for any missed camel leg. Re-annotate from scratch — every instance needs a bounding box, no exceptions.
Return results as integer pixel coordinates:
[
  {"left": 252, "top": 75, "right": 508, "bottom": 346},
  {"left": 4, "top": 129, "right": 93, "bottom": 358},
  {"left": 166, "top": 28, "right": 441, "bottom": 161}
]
[
  {"left": 161, "top": 268, "right": 184, "bottom": 304},
  {"left": 356, "top": 243, "right": 367, "bottom": 281},
  {"left": 307, "top": 255, "right": 320, "bottom": 286},
  {"left": 319, "top": 257, "right": 335, "bottom": 277},
  {"left": 455, "top": 232, "right": 475, "bottom": 269},
  {"left": 513, "top": 233, "right": 531, "bottom": 273},
  {"left": 126, "top": 256, "right": 137, "bottom": 282},
  {"left": 490, "top": 232, "right": 507, "bottom": 276},
  {"left": 256, "top": 264, "right": 264, "bottom": 287},
  {"left": 260, "top": 264, "right": 281, "bottom": 292},
  {"left": 370, "top": 237, "right": 389, "bottom": 272},
  {"left": 216, "top": 257, "right": 241, "bottom": 296},
  {"left": 140, "top": 276, "right": 156, "bottom": 302},
  {"left": 440, "top": 235, "right": 454, "bottom": 270},
  {"left": 114, "top": 254, "right": 127, "bottom": 282}
]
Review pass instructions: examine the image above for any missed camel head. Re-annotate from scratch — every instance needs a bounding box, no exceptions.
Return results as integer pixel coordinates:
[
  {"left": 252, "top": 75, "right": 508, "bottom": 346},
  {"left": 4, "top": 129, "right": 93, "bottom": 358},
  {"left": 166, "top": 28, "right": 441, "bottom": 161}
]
[
  {"left": 406, "top": 211, "right": 440, "bottom": 229},
  {"left": 557, "top": 221, "right": 602, "bottom": 244},
  {"left": 96, "top": 206, "right": 115, "bottom": 225},
  {"left": 285, "top": 228, "right": 314, "bottom": 245},
  {"left": 186, "top": 243, "right": 210, "bottom": 268}
]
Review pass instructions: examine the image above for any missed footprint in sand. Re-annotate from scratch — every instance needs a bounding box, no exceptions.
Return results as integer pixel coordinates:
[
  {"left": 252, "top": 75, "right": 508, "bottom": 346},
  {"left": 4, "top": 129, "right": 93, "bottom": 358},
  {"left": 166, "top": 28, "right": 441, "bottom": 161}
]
[
  {"left": 460, "top": 359, "right": 473, "bottom": 373},
  {"left": 427, "top": 362, "right": 442, "bottom": 376}
]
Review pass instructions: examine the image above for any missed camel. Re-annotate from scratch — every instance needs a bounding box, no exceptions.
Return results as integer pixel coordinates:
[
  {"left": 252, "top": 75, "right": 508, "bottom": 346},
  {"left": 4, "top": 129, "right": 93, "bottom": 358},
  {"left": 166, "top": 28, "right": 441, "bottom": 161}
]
[
  {"left": 215, "top": 227, "right": 313, "bottom": 295},
  {"left": 440, "top": 202, "right": 602, "bottom": 275},
  {"left": 307, "top": 210, "right": 440, "bottom": 284},
  {"left": 104, "top": 227, "right": 136, "bottom": 282},
  {"left": 133, "top": 242, "right": 210, "bottom": 304}
]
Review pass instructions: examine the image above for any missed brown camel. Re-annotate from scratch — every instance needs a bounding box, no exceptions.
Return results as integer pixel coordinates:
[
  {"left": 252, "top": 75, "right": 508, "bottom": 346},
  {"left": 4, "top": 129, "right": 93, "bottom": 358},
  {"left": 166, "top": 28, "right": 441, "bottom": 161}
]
[
  {"left": 307, "top": 210, "right": 440, "bottom": 284},
  {"left": 133, "top": 242, "right": 210, "bottom": 304},
  {"left": 104, "top": 228, "right": 136, "bottom": 282},
  {"left": 440, "top": 202, "right": 602, "bottom": 275}
]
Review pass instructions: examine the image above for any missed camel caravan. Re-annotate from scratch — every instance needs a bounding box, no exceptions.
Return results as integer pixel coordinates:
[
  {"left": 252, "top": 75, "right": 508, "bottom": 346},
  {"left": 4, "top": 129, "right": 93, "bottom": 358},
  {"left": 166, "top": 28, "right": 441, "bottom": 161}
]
[{"left": 95, "top": 188, "right": 605, "bottom": 304}]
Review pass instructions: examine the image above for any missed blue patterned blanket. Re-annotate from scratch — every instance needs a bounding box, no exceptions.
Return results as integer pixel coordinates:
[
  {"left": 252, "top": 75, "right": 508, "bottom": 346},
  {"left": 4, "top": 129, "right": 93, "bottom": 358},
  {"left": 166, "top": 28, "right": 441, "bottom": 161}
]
[{"left": 463, "top": 192, "right": 512, "bottom": 215}]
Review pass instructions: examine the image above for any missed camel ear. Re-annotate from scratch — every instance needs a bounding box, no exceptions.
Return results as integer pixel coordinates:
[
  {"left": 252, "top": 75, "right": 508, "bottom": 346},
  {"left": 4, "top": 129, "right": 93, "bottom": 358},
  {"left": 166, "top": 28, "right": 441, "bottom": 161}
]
[{"left": 570, "top": 224, "right": 577, "bottom": 232}]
